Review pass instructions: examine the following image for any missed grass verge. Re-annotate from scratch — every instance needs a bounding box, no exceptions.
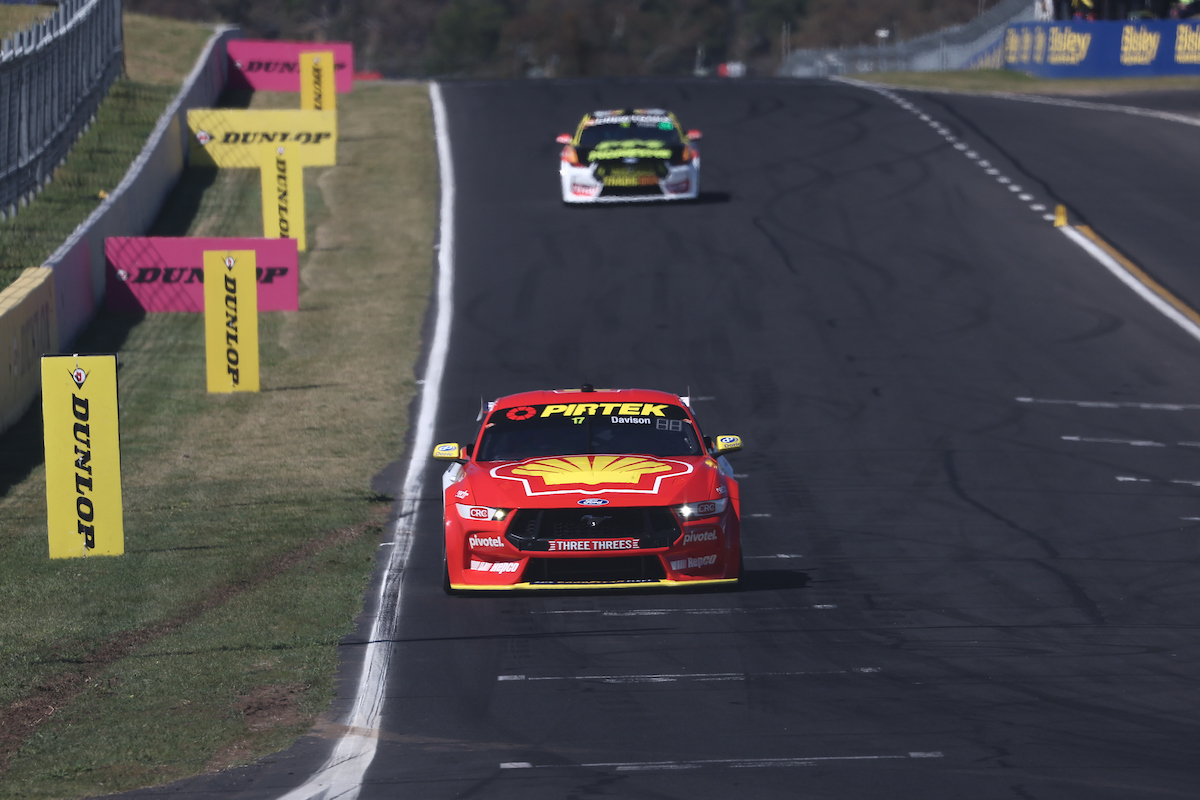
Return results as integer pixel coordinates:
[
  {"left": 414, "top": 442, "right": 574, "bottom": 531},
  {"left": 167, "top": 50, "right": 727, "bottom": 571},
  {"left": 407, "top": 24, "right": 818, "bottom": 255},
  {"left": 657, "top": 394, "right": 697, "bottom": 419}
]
[
  {"left": 0, "top": 82, "right": 437, "bottom": 797},
  {"left": 0, "top": 14, "right": 214, "bottom": 293},
  {"left": 0, "top": 6, "right": 53, "bottom": 39},
  {"left": 854, "top": 69, "right": 1200, "bottom": 96}
]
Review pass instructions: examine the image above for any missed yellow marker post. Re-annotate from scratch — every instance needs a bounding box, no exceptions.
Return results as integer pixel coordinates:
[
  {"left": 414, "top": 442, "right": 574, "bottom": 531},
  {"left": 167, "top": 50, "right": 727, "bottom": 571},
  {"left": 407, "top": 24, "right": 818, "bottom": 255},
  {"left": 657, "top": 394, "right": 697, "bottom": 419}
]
[
  {"left": 300, "top": 51, "right": 337, "bottom": 112},
  {"left": 204, "top": 251, "right": 260, "bottom": 393},
  {"left": 1054, "top": 204, "right": 1068, "bottom": 227},
  {"left": 43, "top": 354, "right": 123, "bottom": 558},
  {"left": 260, "top": 143, "right": 307, "bottom": 252}
]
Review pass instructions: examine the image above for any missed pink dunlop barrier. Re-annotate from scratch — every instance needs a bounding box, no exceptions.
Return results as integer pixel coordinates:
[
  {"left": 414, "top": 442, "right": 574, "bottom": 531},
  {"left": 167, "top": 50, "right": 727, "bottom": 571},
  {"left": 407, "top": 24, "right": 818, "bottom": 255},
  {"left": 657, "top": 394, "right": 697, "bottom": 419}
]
[
  {"left": 227, "top": 41, "right": 354, "bottom": 93},
  {"left": 105, "top": 238, "right": 300, "bottom": 313}
]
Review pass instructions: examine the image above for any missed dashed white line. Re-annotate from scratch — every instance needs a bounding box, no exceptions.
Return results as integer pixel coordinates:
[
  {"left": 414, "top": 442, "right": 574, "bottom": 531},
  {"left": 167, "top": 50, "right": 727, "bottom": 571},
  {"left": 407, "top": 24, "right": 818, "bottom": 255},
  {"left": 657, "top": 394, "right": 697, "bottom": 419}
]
[
  {"left": 501, "top": 751, "right": 943, "bottom": 771},
  {"left": 1062, "top": 435, "right": 1165, "bottom": 447},
  {"left": 1018, "top": 397, "right": 1200, "bottom": 411},
  {"left": 1117, "top": 476, "right": 1200, "bottom": 487},
  {"left": 745, "top": 553, "right": 804, "bottom": 559},
  {"left": 496, "top": 668, "right": 878, "bottom": 684},
  {"left": 531, "top": 603, "right": 829, "bottom": 615}
]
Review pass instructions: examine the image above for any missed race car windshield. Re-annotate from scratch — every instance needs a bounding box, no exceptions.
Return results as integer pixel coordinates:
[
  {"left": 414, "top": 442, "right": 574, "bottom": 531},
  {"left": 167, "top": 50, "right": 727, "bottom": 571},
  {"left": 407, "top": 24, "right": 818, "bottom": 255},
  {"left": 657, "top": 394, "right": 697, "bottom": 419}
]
[
  {"left": 579, "top": 122, "right": 682, "bottom": 148},
  {"left": 477, "top": 402, "right": 702, "bottom": 461}
]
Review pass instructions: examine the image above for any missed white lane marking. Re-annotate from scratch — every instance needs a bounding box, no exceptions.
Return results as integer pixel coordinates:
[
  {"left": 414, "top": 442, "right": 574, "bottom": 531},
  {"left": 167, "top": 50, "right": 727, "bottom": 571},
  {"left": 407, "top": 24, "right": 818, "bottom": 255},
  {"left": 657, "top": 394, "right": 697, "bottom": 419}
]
[
  {"left": 505, "top": 752, "right": 943, "bottom": 771},
  {"left": 1018, "top": 194, "right": 1033, "bottom": 201},
  {"left": 745, "top": 553, "right": 803, "bottom": 559},
  {"left": 1031, "top": 204, "right": 1046, "bottom": 211},
  {"left": 1018, "top": 397, "right": 1200, "bottom": 411},
  {"left": 275, "top": 81, "right": 457, "bottom": 800},
  {"left": 1061, "top": 226, "right": 1200, "bottom": 345},
  {"left": 748, "top": 513, "right": 772, "bottom": 518},
  {"left": 1116, "top": 476, "right": 1200, "bottom": 487},
  {"left": 1181, "top": 517, "right": 1200, "bottom": 521},
  {"left": 732, "top": 473, "right": 749, "bottom": 477},
  {"left": 496, "top": 668, "right": 879, "bottom": 684},
  {"left": 1061, "top": 435, "right": 1166, "bottom": 447},
  {"left": 692, "top": 395, "right": 717, "bottom": 401}
]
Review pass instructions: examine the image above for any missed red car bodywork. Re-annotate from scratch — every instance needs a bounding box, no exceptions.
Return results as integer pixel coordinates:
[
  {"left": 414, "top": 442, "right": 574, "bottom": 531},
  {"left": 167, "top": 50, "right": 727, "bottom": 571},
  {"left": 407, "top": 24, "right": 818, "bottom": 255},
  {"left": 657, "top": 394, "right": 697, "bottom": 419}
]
[{"left": 438, "top": 388, "right": 742, "bottom": 591}]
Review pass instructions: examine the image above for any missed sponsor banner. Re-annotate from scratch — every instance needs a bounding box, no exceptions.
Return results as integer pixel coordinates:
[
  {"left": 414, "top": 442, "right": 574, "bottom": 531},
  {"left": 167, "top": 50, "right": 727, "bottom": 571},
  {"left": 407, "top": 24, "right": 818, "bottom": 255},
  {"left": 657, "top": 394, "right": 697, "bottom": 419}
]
[
  {"left": 260, "top": 144, "right": 307, "bottom": 252},
  {"left": 468, "top": 535, "right": 504, "bottom": 548},
  {"left": 105, "top": 237, "right": 299, "bottom": 313},
  {"left": 681, "top": 529, "right": 720, "bottom": 546},
  {"left": 669, "top": 554, "right": 719, "bottom": 571},
  {"left": 300, "top": 51, "right": 337, "bottom": 112},
  {"left": 469, "top": 559, "right": 521, "bottom": 573},
  {"left": 227, "top": 40, "right": 354, "bottom": 93},
  {"left": 492, "top": 455, "right": 693, "bottom": 496},
  {"left": 42, "top": 354, "right": 123, "bottom": 558},
  {"left": 204, "top": 251, "right": 260, "bottom": 393},
  {"left": 187, "top": 109, "right": 337, "bottom": 168},
  {"left": 547, "top": 538, "right": 640, "bottom": 552},
  {"left": 1005, "top": 21, "right": 1200, "bottom": 78},
  {"left": 0, "top": 268, "right": 57, "bottom": 435}
]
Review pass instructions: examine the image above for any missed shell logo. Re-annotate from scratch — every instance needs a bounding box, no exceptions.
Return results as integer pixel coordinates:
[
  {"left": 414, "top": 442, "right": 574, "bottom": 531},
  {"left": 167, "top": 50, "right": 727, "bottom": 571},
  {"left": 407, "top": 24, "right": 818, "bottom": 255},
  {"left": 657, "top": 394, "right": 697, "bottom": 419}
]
[{"left": 493, "top": 455, "right": 692, "bottom": 496}]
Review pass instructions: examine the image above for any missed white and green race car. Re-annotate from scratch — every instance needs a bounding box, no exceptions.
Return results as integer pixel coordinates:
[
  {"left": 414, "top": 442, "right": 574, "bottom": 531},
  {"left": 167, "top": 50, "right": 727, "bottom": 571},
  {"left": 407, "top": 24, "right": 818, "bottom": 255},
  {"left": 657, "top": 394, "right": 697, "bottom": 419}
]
[{"left": 556, "top": 108, "right": 701, "bottom": 203}]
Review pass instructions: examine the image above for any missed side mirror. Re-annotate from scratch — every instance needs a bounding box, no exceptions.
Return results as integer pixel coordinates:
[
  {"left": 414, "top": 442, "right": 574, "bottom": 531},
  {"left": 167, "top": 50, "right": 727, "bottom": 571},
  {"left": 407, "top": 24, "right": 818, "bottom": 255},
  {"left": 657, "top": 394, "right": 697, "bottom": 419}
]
[
  {"left": 713, "top": 435, "right": 742, "bottom": 456},
  {"left": 433, "top": 442, "right": 465, "bottom": 462},
  {"left": 555, "top": 133, "right": 572, "bottom": 144},
  {"left": 686, "top": 129, "right": 702, "bottom": 140}
]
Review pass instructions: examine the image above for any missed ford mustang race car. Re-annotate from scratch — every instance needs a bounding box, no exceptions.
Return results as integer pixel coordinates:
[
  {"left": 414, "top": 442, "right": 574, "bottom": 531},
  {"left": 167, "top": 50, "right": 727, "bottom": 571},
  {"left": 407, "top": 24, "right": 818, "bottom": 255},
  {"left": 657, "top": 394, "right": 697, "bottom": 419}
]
[
  {"left": 556, "top": 109, "right": 701, "bottom": 203},
  {"left": 434, "top": 387, "right": 742, "bottom": 591}
]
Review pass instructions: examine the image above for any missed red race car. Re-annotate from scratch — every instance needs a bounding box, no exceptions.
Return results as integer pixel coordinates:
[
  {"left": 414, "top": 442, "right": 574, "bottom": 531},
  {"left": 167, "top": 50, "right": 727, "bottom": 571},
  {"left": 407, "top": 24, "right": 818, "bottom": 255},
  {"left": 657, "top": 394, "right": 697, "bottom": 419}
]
[{"left": 433, "top": 387, "right": 743, "bottom": 592}]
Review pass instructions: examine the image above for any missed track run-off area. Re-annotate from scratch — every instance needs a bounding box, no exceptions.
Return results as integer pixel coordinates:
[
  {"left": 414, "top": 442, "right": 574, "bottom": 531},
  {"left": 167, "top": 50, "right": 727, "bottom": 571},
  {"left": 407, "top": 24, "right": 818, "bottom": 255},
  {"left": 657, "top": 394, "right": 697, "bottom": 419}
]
[{"left": 131, "top": 78, "right": 1200, "bottom": 800}]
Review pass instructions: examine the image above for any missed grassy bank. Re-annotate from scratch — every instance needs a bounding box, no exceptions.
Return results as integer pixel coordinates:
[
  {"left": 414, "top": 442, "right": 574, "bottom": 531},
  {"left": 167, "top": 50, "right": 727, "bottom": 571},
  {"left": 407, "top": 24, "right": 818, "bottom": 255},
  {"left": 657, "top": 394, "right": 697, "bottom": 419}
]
[
  {"left": 857, "top": 69, "right": 1200, "bottom": 96},
  {"left": 0, "top": 13, "right": 214, "bottom": 292},
  {"left": 0, "top": 82, "right": 437, "bottom": 797},
  {"left": 0, "top": 6, "right": 53, "bottom": 39}
]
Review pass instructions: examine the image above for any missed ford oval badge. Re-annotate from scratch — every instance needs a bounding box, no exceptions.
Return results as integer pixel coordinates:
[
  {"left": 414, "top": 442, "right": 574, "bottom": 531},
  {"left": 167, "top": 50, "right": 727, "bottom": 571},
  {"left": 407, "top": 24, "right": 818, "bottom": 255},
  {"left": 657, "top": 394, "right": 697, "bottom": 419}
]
[{"left": 578, "top": 498, "right": 610, "bottom": 506}]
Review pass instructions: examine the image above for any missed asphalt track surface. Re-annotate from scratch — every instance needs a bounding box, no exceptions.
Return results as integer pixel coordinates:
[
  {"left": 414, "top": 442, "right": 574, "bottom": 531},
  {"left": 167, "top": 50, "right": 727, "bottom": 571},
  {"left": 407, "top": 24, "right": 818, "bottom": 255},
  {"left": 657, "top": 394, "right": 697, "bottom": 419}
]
[{"left": 119, "top": 80, "right": 1200, "bottom": 800}]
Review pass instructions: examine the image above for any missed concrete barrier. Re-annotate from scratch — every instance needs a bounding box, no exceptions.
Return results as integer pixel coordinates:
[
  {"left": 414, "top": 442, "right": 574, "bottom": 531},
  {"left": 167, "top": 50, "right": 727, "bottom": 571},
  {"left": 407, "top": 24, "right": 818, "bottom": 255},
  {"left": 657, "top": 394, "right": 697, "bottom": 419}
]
[
  {"left": 0, "top": 268, "right": 57, "bottom": 432},
  {"left": 0, "top": 25, "right": 243, "bottom": 436}
]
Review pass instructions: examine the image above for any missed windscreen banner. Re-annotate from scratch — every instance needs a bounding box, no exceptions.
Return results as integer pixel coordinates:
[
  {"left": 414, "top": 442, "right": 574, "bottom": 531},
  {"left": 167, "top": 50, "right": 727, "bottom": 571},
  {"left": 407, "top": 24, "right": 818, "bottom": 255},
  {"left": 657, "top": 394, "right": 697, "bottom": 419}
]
[
  {"left": 187, "top": 109, "right": 337, "bottom": 168},
  {"left": 204, "top": 250, "right": 260, "bottom": 393},
  {"left": 43, "top": 354, "right": 123, "bottom": 559},
  {"left": 227, "top": 40, "right": 354, "bottom": 93},
  {"left": 105, "top": 237, "right": 299, "bottom": 313},
  {"left": 1005, "top": 21, "right": 1200, "bottom": 77}
]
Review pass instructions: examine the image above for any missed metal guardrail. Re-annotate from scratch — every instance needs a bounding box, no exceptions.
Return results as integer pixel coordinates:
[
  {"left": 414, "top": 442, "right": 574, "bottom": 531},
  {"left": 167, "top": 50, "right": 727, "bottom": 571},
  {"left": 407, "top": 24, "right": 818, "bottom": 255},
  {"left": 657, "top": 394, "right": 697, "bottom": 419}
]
[
  {"left": 781, "top": 0, "right": 1038, "bottom": 77},
  {"left": 0, "top": 0, "right": 124, "bottom": 220}
]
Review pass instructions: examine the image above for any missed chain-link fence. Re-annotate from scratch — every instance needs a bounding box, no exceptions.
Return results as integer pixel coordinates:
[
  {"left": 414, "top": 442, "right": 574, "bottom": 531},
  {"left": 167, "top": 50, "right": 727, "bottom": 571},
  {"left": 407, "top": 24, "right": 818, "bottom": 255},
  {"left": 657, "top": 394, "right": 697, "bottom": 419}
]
[
  {"left": 781, "top": 0, "right": 1038, "bottom": 77},
  {"left": 0, "top": 0, "right": 124, "bottom": 220}
]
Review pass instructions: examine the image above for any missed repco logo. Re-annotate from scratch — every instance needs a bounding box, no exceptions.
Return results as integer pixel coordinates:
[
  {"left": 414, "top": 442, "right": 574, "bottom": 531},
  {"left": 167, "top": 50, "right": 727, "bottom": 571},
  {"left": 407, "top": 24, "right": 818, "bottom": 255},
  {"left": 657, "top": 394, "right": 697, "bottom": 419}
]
[
  {"left": 70, "top": 391, "right": 96, "bottom": 550},
  {"left": 213, "top": 131, "right": 332, "bottom": 145},
  {"left": 223, "top": 257, "right": 241, "bottom": 385}
]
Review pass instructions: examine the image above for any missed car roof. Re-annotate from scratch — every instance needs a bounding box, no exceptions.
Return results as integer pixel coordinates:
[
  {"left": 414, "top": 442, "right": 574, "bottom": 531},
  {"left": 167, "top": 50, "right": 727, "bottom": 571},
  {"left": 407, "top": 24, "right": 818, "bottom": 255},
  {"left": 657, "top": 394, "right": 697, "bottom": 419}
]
[
  {"left": 588, "top": 108, "right": 670, "bottom": 118},
  {"left": 491, "top": 387, "right": 687, "bottom": 409}
]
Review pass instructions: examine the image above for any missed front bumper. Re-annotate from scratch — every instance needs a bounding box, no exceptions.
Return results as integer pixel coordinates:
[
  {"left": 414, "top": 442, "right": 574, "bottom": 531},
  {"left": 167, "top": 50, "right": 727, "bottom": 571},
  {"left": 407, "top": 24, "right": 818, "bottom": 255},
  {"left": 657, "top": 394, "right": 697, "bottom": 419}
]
[
  {"left": 446, "top": 508, "right": 739, "bottom": 591},
  {"left": 560, "top": 162, "right": 699, "bottom": 204}
]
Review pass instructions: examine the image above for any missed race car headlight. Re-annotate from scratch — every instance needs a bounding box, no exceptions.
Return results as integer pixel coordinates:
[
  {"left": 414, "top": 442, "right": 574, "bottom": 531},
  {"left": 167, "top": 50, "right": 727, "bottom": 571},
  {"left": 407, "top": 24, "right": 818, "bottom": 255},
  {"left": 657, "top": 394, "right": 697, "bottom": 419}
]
[
  {"left": 561, "top": 145, "right": 580, "bottom": 166},
  {"left": 673, "top": 498, "right": 727, "bottom": 520},
  {"left": 456, "top": 504, "right": 512, "bottom": 522}
]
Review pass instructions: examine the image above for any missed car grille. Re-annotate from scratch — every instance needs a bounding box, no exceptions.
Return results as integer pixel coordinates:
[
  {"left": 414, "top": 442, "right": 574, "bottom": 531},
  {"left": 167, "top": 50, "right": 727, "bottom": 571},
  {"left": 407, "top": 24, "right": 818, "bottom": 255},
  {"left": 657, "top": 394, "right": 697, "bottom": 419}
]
[
  {"left": 506, "top": 507, "right": 681, "bottom": 551},
  {"left": 523, "top": 556, "right": 666, "bottom": 584}
]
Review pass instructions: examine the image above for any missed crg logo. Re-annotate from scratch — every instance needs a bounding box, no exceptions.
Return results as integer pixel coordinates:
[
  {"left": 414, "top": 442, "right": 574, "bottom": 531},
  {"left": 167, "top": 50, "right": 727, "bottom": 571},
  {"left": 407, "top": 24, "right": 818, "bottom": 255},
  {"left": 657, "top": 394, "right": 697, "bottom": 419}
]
[
  {"left": 469, "top": 535, "right": 503, "bottom": 548},
  {"left": 468, "top": 507, "right": 491, "bottom": 519},
  {"left": 696, "top": 501, "right": 717, "bottom": 516}
]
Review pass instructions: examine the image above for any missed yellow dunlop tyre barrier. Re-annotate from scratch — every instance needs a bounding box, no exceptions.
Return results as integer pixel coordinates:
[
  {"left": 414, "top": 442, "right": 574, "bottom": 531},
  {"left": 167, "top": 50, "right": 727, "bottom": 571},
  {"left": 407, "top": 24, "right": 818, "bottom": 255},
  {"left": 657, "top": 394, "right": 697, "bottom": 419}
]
[
  {"left": 300, "top": 51, "right": 337, "bottom": 112},
  {"left": 0, "top": 267, "right": 58, "bottom": 435},
  {"left": 187, "top": 109, "right": 338, "bottom": 168},
  {"left": 42, "top": 354, "right": 124, "bottom": 558}
]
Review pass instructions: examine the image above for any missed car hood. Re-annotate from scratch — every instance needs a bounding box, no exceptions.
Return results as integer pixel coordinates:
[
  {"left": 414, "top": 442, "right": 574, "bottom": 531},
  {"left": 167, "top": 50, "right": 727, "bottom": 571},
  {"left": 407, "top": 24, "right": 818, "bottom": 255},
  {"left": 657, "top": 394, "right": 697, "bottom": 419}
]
[{"left": 457, "top": 454, "right": 720, "bottom": 509}]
